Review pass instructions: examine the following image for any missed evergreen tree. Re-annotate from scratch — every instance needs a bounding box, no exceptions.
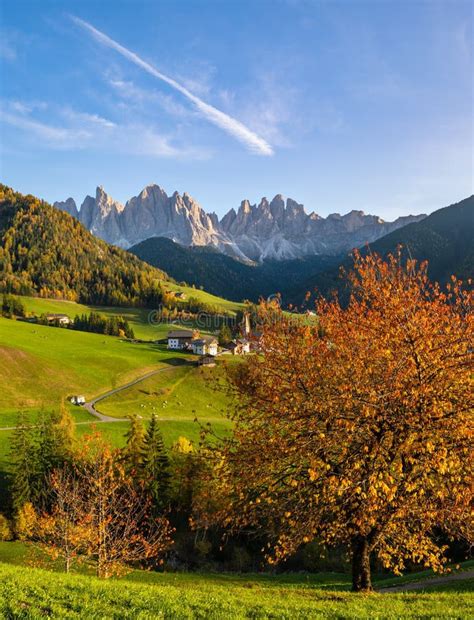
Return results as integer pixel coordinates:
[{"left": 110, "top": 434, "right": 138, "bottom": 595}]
[
  {"left": 32, "top": 409, "right": 74, "bottom": 508},
  {"left": 218, "top": 324, "right": 233, "bottom": 346},
  {"left": 142, "top": 414, "right": 171, "bottom": 512},
  {"left": 122, "top": 415, "right": 146, "bottom": 475},
  {"left": 9, "top": 413, "right": 36, "bottom": 513}
]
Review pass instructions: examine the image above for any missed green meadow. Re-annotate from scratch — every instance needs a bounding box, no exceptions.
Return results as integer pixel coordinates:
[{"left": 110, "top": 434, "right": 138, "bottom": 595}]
[
  {"left": 0, "top": 543, "right": 472, "bottom": 619},
  {"left": 0, "top": 307, "right": 234, "bottom": 476},
  {"left": 19, "top": 293, "right": 241, "bottom": 341},
  {"left": 0, "top": 316, "right": 176, "bottom": 414}
]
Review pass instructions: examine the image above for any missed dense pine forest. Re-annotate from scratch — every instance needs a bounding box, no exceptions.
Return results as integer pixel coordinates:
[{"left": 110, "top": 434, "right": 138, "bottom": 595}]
[{"left": 0, "top": 185, "right": 170, "bottom": 307}]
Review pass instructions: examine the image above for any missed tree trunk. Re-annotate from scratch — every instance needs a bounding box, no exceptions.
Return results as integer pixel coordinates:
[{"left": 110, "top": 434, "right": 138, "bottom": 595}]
[{"left": 351, "top": 535, "right": 372, "bottom": 592}]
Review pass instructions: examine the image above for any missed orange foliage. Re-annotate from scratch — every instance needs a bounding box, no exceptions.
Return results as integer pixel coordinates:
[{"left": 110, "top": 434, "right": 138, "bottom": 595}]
[{"left": 200, "top": 250, "right": 473, "bottom": 591}]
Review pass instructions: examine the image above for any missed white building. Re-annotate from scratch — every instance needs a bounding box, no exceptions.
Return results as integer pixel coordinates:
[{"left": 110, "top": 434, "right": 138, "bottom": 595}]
[
  {"left": 167, "top": 330, "right": 196, "bottom": 350},
  {"left": 228, "top": 338, "right": 250, "bottom": 355},
  {"left": 191, "top": 337, "right": 218, "bottom": 356},
  {"left": 45, "top": 313, "right": 71, "bottom": 326}
]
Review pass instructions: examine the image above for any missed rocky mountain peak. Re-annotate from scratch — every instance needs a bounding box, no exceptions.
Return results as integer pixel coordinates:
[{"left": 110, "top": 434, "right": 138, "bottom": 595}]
[
  {"left": 54, "top": 183, "right": 427, "bottom": 261},
  {"left": 53, "top": 197, "right": 78, "bottom": 219},
  {"left": 239, "top": 200, "right": 252, "bottom": 215},
  {"left": 95, "top": 186, "right": 124, "bottom": 214},
  {"left": 269, "top": 195, "right": 285, "bottom": 219},
  {"left": 286, "top": 198, "right": 305, "bottom": 216}
]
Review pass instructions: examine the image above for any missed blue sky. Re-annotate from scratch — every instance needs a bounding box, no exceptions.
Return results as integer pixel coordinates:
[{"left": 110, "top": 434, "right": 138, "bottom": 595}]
[{"left": 0, "top": 0, "right": 472, "bottom": 219}]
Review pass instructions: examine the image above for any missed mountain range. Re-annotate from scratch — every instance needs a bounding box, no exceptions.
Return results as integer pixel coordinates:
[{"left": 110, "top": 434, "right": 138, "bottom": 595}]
[
  {"left": 54, "top": 184, "right": 426, "bottom": 262},
  {"left": 2, "top": 184, "right": 471, "bottom": 309},
  {"left": 130, "top": 195, "right": 474, "bottom": 305}
]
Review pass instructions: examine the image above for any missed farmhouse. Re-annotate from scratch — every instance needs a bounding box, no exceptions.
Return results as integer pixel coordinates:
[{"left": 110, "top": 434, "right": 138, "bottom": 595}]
[
  {"left": 228, "top": 338, "right": 250, "bottom": 355},
  {"left": 191, "top": 337, "right": 218, "bottom": 356},
  {"left": 45, "top": 313, "right": 71, "bottom": 326},
  {"left": 167, "top": 329, "right": 198, "bottom": 350}
]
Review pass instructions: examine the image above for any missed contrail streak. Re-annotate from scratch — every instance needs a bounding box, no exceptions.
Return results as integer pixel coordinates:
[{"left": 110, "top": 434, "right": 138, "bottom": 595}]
[{"left": 71, "top": 16, "right": 274, "bottom": 156}]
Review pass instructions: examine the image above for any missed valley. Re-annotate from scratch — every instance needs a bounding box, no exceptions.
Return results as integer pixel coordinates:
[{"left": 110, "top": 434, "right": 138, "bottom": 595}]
[{"left": 1, "top": 2, "right": 472, "bottom": 616}]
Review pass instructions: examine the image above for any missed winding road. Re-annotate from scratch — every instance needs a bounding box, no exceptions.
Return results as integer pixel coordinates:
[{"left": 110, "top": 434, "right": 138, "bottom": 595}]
[
  {"left": 0, "top": 360, "right": 192, "bottom": 430},
  {"left": 83, "top": 364, "right": 183, "bottom": 422}
]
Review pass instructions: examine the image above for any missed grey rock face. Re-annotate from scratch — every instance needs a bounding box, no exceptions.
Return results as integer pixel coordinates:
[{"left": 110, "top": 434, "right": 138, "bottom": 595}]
[
  {"left": 53, "top": 197, "right": 79, "bottom": 219},
  {"left": 54, "top": 185, "right": 426, "bottom": 261}
]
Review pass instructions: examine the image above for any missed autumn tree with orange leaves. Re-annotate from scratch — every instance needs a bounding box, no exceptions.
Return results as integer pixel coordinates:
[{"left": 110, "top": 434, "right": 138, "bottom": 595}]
[
  {"left": 35, "top": 468, "right": 94, "bottom": 573},
  {"left": 200, "top": 250, "right": 473, "bottom": 592},
  {"left": 37, "top": 433, "right": 174, "bottom": 578}
]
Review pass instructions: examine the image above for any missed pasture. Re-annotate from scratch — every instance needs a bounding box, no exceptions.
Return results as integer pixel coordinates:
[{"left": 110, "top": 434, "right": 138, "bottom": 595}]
[{"left": 0, "top": 546, "right": 472, "bottom": 619}]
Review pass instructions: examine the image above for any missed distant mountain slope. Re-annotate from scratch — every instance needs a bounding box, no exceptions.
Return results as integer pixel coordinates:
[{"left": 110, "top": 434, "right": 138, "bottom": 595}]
[
  {"left": 364, "top": 195, "right": 474, "bottom": 282},
  {"left": 131, "top": 196, "right": 473, "bottom": 306},
  {"left": 129, "top": 236, "right": 341, "bottom": 302},
  {"left": 291, "top": 195, "right": 474, "bottom": 303},
  {"left": 54, "top": 183, "right": 425, "bottom": 261},
  {"left": 0, "top": 185, "right": 171, "bottom": 306}
]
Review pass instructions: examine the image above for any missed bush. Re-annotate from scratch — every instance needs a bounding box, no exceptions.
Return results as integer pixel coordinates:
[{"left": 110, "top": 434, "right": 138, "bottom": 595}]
[
  {"left": 15, "top": 502, "right": 37, "bottom": 541},
  {"left": 1, "top": 294, "right": 25, "bottom": 318},
  {"left": 0, "top": 515, "right": 12, "bottom": 541}
]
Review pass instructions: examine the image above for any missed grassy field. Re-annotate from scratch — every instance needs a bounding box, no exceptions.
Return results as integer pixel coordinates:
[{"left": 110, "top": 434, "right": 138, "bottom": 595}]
[
  {"left": 165, "top": 282, "right": 244, "bottom": 314},
  {"left": 98, "top": 356, "right": 232, "bottom": 421},
  {"left": 0, "top": 314, "right": 235, "bottom": 479},
  {"left": 18, "top": 294, "right": 242, "bottom": 341},
  {"left": 0, "top": 550, "right": 472, "bottom": 619},
  {"left": 0, "top": 316, "right": 182, "bottom": 416}
]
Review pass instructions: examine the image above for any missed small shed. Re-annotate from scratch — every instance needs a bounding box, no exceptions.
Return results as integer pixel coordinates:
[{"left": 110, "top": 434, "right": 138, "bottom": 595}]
[
  {"left": 198, "top": 354, "right": 216, "bottom": 367},
  {"left": 45, "top": 313, "right": 71, "bottom": 326},
  {"left": 70, "top": 395, "right": 86, "bottom": 405}
]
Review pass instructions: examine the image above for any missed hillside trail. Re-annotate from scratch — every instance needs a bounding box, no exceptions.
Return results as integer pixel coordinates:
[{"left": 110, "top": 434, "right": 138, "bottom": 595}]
[
  {"left": 378, "top": 568, "right": 474, "bottom": 592},
  {"left": 0, "top": 360, "right": 192, "bottom": 430},
  {"left": 82, "top": 363, "right": 188, "bottom": 422}
]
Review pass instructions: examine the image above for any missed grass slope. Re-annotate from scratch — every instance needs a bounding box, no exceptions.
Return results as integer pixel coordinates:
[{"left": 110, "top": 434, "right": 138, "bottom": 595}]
[
  {"left": 17, "top": 296, "right": 172, "bottom": 341},
  {"left": 0, "top": 317, "right": 174, "bottom": 416},
  {"left": 96, "top": 359, "right": 233, "bottom": 444},
  {"left": 0, "top": 317, "right": 234, "bottom": 474},
  {"left": 0, "top": 559, "right": 472, "bottom": 619}
]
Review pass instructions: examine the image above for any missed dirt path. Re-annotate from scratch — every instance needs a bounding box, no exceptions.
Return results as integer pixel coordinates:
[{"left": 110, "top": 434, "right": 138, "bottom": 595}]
[{"left": 378, "top": 568, "right": 474, "bottom": 592}]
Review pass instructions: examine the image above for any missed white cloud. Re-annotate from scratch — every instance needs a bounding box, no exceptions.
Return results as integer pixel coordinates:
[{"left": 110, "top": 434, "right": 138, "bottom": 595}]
[
  {"left": 0, "top": 110, "right": 91, "bottom": 146},
  {"left": 108, "top": 78, "right": 193, "bottom": 119},
  {"left": 0, "top": 99, "right": 209, "bottom": 160},
  {"left": 62, "top": 109, "right": 117, "bottom": 128},
  {"left": 71, "top": 15, "right": 274, "bottom": 156}
]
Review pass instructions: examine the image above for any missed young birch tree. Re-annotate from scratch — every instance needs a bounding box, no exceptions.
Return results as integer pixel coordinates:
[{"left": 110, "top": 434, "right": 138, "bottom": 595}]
[
  {"left": 201, "top": 250, "right": 473, "bottom": 591},
  {"left": 76, "top": 434, "right": 173, "bottom": 578},
  {"left": 35, "top": 468, "right": 93, "bottom": 573}
]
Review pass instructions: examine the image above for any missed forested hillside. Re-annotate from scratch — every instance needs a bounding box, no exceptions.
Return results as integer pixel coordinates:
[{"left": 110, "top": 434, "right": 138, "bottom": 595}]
[
  {"left": 0, "top": 185, "right": 170, "bottom": 307},
  {"left": 285, "top": 195, "right": 474, "bottom": 303},
  {"left": 366, "top": 195, "right": 474, "bottom": 282},
  {"left": 130, "top": 237, "right": 341, "bottom": 303}
]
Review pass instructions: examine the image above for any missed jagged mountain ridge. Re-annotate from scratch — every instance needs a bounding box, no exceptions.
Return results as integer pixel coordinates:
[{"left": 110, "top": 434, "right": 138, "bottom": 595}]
[
  {"left": 54, "top": 184, "right": 426, "bottom": 261},
  {"left": 130, "top": 196, "right": 473, "bottom": 306}
]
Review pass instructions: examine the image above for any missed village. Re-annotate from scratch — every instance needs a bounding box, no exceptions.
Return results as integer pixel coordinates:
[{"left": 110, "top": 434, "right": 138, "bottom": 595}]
[{"left": 166, "top": 328, "right": 251, "bottom": 366}]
